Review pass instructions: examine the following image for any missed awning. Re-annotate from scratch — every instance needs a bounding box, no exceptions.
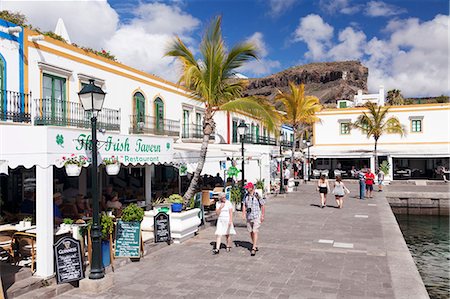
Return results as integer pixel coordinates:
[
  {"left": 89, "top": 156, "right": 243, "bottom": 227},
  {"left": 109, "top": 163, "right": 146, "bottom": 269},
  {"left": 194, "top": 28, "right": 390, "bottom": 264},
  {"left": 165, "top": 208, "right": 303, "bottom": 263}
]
[{"left": 0, "top": 126, "right": 174, "bottom": 169}]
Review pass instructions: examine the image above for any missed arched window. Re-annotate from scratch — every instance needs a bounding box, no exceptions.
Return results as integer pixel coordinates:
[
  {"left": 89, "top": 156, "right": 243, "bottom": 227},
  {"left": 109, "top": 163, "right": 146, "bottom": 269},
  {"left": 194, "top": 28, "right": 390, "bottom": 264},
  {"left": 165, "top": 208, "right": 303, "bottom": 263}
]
[
  {"left": 154, "top": 97, "right": 164, "bottom": 131},
  {"left": 134, "top": 92, "right": 145, "bottom": 123}
]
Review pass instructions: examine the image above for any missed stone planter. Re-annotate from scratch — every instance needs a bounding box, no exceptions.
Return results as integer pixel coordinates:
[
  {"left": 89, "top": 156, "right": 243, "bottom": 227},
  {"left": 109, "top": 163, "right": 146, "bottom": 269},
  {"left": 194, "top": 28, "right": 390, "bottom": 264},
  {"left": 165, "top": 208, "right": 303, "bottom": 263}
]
[
  {"left": 169, "top": 208, "right": 201, "bottom": 244},
  {"left": 65, "top": 164, "right": 81, "bottom": 176},
  {"left": 106, "top": 164, "right": 120, "bottom": 175}
]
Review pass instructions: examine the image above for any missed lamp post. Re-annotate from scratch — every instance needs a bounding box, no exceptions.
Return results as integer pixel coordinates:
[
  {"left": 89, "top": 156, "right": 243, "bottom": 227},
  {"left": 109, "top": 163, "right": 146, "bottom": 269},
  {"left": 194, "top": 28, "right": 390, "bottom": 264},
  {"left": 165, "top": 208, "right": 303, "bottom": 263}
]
[
  {"left": 303, "top": 140, "right": 312, "bottom": 181},
  {"left": 279, "top": 133, "right": 285, "bottom": 194},
  {"left": 237, "top": 121, "right": 248, "bottom": 210},
  {"left": 78, "top": 79, "right": 106, "bottom": 280}
]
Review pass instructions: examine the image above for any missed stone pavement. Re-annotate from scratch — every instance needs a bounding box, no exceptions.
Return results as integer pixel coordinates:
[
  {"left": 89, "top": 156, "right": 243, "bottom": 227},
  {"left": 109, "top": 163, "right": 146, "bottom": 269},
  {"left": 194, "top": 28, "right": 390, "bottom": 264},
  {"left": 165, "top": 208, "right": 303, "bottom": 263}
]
[{"left": 56, "top": 184, "right": 428, "bottom": 299}]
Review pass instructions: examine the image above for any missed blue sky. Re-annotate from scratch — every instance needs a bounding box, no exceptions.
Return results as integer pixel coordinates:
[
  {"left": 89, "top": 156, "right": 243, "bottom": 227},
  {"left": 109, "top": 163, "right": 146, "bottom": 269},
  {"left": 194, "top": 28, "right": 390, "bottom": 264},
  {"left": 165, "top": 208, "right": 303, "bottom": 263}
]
[{"left": 3, "top": 0, "right": 449, "bottom": 97}]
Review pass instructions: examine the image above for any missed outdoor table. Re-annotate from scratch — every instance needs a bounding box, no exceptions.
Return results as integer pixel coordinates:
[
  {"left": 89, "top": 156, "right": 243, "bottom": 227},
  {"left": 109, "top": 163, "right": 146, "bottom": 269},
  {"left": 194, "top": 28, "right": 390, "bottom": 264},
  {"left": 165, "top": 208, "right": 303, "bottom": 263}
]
[{"left": 0, "top": 224, "right": 36, "bottom": 232}]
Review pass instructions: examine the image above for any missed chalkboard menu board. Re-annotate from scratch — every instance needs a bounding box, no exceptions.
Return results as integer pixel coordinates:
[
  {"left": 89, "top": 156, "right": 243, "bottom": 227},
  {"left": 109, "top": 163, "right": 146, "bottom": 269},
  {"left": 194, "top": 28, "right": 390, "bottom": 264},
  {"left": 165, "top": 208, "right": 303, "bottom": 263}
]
[
  {"left": 154, "top": 212, "right": 171, "bottom": 243},
  {"left": 54, "top": 237, "right": 84, "bottom": 284},
  {"left": 115, "top": 220, "right": 141, "bottom": 258}
]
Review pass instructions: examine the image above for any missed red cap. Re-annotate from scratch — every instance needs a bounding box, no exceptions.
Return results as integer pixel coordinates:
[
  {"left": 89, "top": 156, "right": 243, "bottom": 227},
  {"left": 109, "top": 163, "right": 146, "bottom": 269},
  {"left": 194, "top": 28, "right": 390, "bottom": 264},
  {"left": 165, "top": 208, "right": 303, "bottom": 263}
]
[{"left": 244, "top": 182, "right": 254, "bottom": 189}]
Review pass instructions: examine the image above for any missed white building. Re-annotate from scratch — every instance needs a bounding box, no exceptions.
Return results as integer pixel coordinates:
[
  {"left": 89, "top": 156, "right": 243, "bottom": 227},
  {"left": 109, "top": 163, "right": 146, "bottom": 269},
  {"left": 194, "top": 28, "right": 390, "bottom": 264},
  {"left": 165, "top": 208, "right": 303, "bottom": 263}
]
[
  {"left": 311, "top": 103, "right": 450, "bottom": 180},
  {"left": 0, "top": 19, "right": 279, "bottom": 277}
]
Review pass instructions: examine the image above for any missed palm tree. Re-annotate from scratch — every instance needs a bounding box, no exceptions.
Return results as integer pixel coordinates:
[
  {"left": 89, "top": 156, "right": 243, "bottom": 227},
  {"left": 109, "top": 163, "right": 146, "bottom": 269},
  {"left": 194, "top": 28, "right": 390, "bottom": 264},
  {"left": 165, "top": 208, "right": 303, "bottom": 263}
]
[
  {"left": 275, "top": 82, "right": 322, "bottom": 172},
  {"left": 166, "top": 16, "right": 278, "bottom": 203},
  {"left": 353, "top": 102, "right": 405, "bottom": 170},
  {"left": 386, "top": 89, "right": 404, "bottom": 105}
]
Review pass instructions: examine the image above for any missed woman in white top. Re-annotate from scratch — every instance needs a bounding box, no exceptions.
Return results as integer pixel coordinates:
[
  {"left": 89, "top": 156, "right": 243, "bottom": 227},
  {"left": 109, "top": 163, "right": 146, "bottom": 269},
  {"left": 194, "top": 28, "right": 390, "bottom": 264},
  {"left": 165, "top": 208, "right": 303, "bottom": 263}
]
[
  {"left": 213, "top": 192, "right": 236, "bottom": 254},
  {"left": 332, "top": 176, "right": 350, "bottom": 209}
]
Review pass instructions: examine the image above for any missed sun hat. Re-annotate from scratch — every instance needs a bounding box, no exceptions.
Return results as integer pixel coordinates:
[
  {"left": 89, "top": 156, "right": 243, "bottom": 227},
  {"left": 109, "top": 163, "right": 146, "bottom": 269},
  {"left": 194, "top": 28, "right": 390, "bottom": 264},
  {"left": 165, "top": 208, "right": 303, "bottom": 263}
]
[{"left": 244, "top": 182, "right": 254, "bottom": 189}]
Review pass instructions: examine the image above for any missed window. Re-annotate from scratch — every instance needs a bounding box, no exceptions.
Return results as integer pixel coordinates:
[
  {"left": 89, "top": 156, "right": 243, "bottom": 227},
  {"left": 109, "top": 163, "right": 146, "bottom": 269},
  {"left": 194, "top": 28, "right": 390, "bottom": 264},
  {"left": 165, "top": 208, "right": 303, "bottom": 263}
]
[
  {"left": 154, "top": 97, "right": 164, "bottom": 130},
  {"left": 339, "top": 101, "right": 347, "bottom": 108},
  {"left": 134, "top": 92, "right": 145, "bottom": 123},
  {"left": 340, "top": 122, "right": 351, "bottom": 135},
  {"left": 182, "top": 109, "right": 190, "bottom": 138},
  {"left": 411, "top": 119, "right": 422, "bottom": 132},
  {"left": 43, "top": 73, "right": 66, "bottom": 123},
  {"left": 232, "top": 119, "right": 238, "bottom": 143},
  {"left": 195, "top": 113, "right": 202, "bottom": 136}
]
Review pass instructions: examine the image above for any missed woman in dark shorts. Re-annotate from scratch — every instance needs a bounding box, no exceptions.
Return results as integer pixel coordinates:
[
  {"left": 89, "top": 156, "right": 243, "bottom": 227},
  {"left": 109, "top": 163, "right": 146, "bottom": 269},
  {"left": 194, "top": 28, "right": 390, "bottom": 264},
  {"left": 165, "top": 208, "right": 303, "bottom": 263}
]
[{"left": 316, "top": 174, "right": 330, "bottom": 208}]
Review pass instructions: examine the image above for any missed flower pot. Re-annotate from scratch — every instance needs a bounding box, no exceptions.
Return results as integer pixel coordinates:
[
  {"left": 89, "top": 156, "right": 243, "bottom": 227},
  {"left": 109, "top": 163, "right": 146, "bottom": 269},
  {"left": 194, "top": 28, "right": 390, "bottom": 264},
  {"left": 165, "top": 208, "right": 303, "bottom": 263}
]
[
  {"left": 171, "top": 203, "right": 183, "bottom": 213},
  {"left": 24, "top": 221, "right": 32, "bottom": 228},
  {"left": 65, "top": 164, "right": 82, "bottom": 176},
  {"left": 101, "top": 240, "right": 111, "bottom": 267},
  {"left": 106, "top": 164, "right": 120, "bottom": 175}
]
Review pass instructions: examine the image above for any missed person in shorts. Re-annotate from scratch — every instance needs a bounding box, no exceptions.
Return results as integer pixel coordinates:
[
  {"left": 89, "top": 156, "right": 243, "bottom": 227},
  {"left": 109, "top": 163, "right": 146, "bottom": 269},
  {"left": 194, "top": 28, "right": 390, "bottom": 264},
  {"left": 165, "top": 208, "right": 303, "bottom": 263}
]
[
  {"left": 242, "top": 182, "right": 265, "bottom": 256},
  {"left": 377, "top": 169, "right": 385, "bottom": 192},
  {"left": 365, "top": 168, "right": 375, "bottom": 198}
]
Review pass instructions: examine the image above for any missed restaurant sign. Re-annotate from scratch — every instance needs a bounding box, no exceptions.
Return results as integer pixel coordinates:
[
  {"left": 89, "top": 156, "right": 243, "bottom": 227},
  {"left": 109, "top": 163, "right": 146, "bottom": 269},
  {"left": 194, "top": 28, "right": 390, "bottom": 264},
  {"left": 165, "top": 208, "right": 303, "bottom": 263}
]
[
  {"left": 48, "top": 128, "right": 174, "bottom": 166},
  {"left": 54, "top": 237, "right": 84, "bottom": 284}
]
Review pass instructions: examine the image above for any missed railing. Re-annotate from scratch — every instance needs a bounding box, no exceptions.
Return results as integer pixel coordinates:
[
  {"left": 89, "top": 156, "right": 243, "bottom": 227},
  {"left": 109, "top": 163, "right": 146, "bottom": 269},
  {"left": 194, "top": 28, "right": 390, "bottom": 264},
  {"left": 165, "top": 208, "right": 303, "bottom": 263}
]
[
  {"left": 0, "top": 90, "right": 32, "bottom": 123},
  {"left": 234, "top": 134, "right": 277, "bottom": 145},
  {"left": 281, "top": 140, "right": 293, "bottom": 148},
  {"left": 130, "top": 114, "right": 180, "bottom": 136},
  {"left": 34, "top": 98, "right": 121, "bottom": 131},
  {"left": 181, "top": 123, "right": 215, "bottom": 140}
]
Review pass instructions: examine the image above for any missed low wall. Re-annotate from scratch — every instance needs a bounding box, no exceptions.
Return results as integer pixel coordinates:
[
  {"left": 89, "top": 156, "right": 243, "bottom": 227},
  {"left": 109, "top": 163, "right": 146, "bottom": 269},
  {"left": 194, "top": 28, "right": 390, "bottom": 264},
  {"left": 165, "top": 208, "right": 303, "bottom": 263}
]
[{"left": 386, "top": 192, "right": 449, "bottom": 215}]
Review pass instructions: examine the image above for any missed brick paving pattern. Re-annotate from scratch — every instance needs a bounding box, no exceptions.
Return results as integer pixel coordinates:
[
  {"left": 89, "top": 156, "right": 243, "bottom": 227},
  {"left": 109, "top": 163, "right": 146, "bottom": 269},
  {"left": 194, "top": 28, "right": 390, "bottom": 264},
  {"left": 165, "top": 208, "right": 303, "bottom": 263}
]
[{"left": 57, "top": 183, "right": 405, "bottom": 298}]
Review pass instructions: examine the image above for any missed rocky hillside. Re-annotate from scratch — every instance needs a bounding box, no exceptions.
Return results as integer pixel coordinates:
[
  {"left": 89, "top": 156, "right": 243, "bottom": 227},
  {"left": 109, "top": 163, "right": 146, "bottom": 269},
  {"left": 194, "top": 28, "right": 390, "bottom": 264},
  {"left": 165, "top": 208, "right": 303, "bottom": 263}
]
[{"left": 243, "top": 61, "right": 368, "bottom": 104}]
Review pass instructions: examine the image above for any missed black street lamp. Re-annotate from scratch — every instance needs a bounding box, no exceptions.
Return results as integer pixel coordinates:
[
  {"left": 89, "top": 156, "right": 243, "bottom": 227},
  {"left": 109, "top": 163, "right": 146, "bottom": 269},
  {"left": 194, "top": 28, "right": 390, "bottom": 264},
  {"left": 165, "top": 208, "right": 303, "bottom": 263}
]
[
  {"left": 78, "top": 79, "right": 106, "bottom": 280},
  {"left": 237, "top": 121, "right": 248, "bottom": 209},
  {"left": 279, "top": 133, "right": 285, "bottom": 194},
  {"left": 303, "top": 140, "right": 312, "bottom": 181}
]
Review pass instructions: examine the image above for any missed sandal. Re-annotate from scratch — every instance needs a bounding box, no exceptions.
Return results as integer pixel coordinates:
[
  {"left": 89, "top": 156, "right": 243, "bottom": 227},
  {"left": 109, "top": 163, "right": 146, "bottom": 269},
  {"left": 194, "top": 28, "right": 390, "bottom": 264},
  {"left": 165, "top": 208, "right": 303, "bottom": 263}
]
[
  {"left": 251, "top": 249, "right": 256, "bottom": 256},
  {"left": 212, "top": 249, "right": 219, "bottom": 255},
  {"left": 226, "top": 247, "right": 231, "bottom": 252}
]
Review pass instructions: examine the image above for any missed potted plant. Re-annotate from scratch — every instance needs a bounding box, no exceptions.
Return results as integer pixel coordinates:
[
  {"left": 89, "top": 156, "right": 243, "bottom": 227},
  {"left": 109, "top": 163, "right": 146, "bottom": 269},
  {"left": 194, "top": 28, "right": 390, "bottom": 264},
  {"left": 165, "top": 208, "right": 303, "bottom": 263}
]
[
  {"left": 61, "top": 218, "right": 74, "bottom": 230},
  {"left": 121, "top": 203, "right": 144, "bottom": 222},
  {"left": 103, "top": 156, "right": 120, "bottom": 175},
  {"left": 152, "top": 197, "right": 171, "bottom": 213},
  {"left": 100, "top": 213, "right": 114, "bottom": 267},
  {"left": 23, "top": 216, "right": 33, "bottom": 228},
  {"left": 255, "top": 179, "right": 265, "bottom": 196},
  {"left": 379, "top": 160, "right": 391, "bottom": 184},
  {"left": 62, "top": 154, "right": 87, "bottom": 176},
  {"left": 230, "top": 186, "right": 242, "bottom": 212},
  {"left": 168, "top": 194, "right": 183, "bottom": 213}
]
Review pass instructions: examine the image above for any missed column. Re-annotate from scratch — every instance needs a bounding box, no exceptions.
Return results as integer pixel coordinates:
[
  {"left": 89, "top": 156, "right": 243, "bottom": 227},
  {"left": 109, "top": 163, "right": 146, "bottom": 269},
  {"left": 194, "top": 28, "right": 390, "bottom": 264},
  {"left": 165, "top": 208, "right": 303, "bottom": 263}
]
[
  {"left": 35, "top": 166, "right": 54, "bottom": 278},
  {"left": 388, "top": 155, "right": 394, "bottom": 181},
  {"left": 370, "top": 156, "right": 376, "bottom": 172},
  {"left": 145, "top": 165, "right": 152, "bottom": 209}
]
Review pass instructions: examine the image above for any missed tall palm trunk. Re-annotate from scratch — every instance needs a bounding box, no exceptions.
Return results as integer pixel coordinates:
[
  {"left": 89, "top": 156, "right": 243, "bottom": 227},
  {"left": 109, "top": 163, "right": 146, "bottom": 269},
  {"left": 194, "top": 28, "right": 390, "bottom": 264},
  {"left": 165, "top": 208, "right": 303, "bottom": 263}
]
[
  {"left": 290, "top": 128, "right": 297, "bottom": 173},
  {"left": 182, "top": 112, "right": 215, "bottom": 204},
  {"left": 374, "top": 138, "right": 378, "bottom": 172}
]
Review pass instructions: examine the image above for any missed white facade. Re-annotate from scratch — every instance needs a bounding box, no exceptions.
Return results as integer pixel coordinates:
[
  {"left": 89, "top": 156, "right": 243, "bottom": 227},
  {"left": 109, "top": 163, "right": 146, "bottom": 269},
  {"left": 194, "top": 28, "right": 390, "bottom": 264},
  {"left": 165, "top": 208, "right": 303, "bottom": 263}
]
[
  {"left": 312, "top": 103, "right": 450, "bottom": 179},
  {"left": 0, "top": 22, "right": 278, "bottom": 278},
  {"left": 354, "top": 86, "right": 385, "bottom": 107}
]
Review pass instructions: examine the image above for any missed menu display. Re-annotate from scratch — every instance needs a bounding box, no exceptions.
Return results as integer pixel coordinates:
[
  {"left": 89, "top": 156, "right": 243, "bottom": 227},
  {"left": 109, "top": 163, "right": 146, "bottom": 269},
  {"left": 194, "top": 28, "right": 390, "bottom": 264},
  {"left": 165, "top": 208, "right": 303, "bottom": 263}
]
[
  {"left": 114, "top": 220, "right": 141, "bottom": 258},
  {"left": 54, "top": 237, "right": 84, "bottom": 284},
  {"left": 154, "top": 212, "right": 171, "bottom": 243}
]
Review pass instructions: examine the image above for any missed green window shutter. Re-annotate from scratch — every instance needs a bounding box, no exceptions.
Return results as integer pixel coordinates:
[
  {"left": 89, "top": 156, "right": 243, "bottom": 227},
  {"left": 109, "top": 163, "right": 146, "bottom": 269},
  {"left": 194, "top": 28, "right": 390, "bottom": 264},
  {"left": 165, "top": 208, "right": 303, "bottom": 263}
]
[
  {"left": 232, "top": 120, "right": 238, "bottom": 143},
  {"left": 339, "top": 101, "right": 347, "bottom": 108}
]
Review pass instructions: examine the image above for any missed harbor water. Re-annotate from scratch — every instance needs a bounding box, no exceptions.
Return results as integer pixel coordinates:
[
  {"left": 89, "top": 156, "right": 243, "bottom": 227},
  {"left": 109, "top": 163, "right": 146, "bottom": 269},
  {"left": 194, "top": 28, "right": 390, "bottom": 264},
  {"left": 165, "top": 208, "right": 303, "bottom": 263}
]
[{"left": 396, "top": 214, "right": 450, "bottom": 299}]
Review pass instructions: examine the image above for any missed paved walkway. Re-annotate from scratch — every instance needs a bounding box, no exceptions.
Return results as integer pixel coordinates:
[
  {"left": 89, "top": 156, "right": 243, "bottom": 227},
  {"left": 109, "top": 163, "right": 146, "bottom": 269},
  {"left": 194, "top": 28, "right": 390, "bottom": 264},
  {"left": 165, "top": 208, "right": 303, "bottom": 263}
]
[{"left": 57, "top": 184, "right": 427, "bottom": 299}]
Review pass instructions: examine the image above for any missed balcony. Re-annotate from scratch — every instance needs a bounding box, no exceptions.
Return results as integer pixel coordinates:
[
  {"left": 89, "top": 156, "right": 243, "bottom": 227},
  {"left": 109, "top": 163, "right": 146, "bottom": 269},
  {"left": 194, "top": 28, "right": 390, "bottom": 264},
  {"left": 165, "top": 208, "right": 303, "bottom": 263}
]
[
  {"left": 34, "top": 98, "right": 121, "bottom": 131},
  {"left": 181, "top": 124, "right": 215, "bottom": 141},
  {"left": 281, "top": 140, "right": 294, "bottom": 148},
  {"left": 233, "top": 134, "right": 277, "bottom": 145},
  {"left": 130, "top": 114, "right": 180, "bottom": 137},
  {"left": 0, "top": 90, "right": 32, "bottom": 123}
]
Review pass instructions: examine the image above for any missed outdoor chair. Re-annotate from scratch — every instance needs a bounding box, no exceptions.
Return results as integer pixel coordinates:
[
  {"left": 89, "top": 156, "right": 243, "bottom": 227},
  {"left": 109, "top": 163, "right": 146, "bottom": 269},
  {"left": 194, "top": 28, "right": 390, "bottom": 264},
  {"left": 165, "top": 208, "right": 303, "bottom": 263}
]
[
  {"left": 12, "top": 232, "right": 36, "bottom": 273},
  {"left": 0, "top": 229, "right": 17, "bottom": 262}
]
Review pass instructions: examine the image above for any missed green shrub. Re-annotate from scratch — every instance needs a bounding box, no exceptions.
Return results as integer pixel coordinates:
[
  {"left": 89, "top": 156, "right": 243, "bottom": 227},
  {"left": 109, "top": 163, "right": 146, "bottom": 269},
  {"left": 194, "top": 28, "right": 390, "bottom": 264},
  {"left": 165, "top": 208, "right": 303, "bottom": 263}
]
[
  {"left": 167, "top": 194, "right": 183, "bottom": 204},
  {"left": 379, "top": 160, "right": 390, "bottom": 175},
  {"left": 100, "top": 213, "right": 114, "bottom": 240},
  {"left": 255, "top": 179, "right": 265, "bottom": 190},
  {"left": 63, "top": 218, "right": 74, "bottom": 225},
  {"left": 230, "top": 187, "right": 242, "bottom": 204},
  {"left": 121, "top": 203, "right": 144, "bottom": 222}
]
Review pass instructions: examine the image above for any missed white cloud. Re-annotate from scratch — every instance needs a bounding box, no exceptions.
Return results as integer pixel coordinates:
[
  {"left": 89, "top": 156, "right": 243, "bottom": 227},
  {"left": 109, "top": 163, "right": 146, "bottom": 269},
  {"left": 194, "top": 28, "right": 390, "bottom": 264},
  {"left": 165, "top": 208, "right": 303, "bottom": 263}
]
[
  {"left": 268, "top": 0, "right": 296, "bottom": 17},
  {"left": 319, "top": 0, "right": 361, "bottom": 15},
  {"left": 293, "top": 14, "right": 334, "bottom": 60},
  {"left": 238, "top": 32, "right": 281, "bottom": 77},
  {"left": 2, "top": 1, "right": 119, "bottom": 49},
  {"left": 365, "top": 1, "right": 406, "bottom": 17},
  {"left": 293, "top": 14, "right": 449, "bottom": 97}
]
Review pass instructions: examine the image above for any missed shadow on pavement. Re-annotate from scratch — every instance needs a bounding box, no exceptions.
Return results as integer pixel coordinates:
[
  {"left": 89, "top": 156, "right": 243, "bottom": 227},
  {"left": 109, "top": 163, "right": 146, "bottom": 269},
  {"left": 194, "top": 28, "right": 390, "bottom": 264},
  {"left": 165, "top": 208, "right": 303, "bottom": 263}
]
[{"left": 233, "top": 240, "right": 252, "bottom": 251}]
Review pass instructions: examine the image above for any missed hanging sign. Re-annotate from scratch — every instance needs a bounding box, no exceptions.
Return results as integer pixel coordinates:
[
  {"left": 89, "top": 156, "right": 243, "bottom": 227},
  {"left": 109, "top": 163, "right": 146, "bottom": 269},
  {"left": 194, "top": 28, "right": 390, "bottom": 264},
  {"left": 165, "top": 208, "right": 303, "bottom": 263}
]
[
  {"left": 179, "top": 164, "right": 188, "bottom": 176},
  {"left": 114, "top": 220, "right": 141, "bottom": 258}
]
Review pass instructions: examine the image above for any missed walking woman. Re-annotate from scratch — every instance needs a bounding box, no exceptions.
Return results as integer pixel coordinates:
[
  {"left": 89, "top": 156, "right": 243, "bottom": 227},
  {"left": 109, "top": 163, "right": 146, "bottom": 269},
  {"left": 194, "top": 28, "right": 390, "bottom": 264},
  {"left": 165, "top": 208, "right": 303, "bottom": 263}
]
[
  {"left": 213, "top": 192, "right": 236, "bottom": 254},
  {"left": 332, "top": 176, "right": 350, "bottom": 209},
  {"left": 316, "top": 175, "right": 330, "bottom": 208}
]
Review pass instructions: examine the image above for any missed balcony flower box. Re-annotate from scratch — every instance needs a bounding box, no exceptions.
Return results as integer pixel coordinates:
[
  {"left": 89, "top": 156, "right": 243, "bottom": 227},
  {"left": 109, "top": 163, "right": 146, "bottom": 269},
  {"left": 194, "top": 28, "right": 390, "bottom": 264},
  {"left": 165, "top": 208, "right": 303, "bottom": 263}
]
[
  {"left": 62, "top": 154, "right": 87, "bottom": 177},
  {"left": 103, "top": 156, "right": 120, "bottom": 175}
]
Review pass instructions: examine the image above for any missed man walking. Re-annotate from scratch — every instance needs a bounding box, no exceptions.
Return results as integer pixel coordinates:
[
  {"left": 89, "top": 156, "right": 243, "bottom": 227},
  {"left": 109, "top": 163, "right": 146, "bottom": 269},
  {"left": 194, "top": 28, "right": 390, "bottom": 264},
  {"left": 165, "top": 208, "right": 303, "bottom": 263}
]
[
  {"left": 242, "top": 182, "right": 265, "bottom": 256},
  {"left": 358, "top": 170, "right": 366, "bottom": 199},
  {"left": 365, "top": 168, "right": 375, "bottom": 198}
]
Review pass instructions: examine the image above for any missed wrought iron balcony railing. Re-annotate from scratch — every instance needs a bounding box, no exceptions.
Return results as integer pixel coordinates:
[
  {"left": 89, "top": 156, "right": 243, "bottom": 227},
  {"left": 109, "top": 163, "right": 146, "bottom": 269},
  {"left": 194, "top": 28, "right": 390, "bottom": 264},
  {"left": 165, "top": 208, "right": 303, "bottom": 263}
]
[
  {"left": 181, "top": 123, "right": 215, "bottom": 140},
  {"left": 130, "top": 114, "right": 180, "bottom": 137},
  {"left": 34, "top": 98, "right": 121, "bottom": 131},
  {"left": 0, "top": 90, "right": 32, "bottom": 123},
  {"left": 234, "top": 134, "right": 277, "bottom": 145}
]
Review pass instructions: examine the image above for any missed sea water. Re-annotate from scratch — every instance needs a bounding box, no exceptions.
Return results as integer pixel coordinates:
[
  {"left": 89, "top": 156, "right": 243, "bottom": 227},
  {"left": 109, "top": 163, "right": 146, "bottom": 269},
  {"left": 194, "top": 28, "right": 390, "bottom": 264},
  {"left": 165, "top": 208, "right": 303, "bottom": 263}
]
[{"left": 396, "top": 214, "right": 450, "bottom": 299}]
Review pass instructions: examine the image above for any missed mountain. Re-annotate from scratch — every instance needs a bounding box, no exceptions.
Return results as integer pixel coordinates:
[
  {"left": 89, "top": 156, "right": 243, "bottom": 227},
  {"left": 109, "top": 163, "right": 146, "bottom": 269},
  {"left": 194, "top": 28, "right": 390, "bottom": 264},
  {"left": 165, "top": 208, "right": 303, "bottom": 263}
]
[{"left": 243, "top": 61, "right": 368, "bottom": 104}]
